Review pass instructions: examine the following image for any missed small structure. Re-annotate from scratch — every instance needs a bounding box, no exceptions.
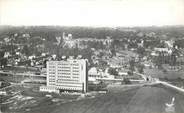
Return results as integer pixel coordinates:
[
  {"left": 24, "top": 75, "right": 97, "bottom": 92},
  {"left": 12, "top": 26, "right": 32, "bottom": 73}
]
[
  {"left": 165, "top": 97, "right": 175, "bottom": 113},
  {"left": 88, "top": 67, "right": 101, "bottom": 82},
  {"left": 40, "top": 86, "right": 59, "bottom": 93}
]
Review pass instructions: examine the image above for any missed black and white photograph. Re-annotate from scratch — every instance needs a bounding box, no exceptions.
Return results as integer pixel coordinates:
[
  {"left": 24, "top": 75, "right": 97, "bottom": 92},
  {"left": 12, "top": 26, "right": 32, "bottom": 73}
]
[{"left": 0, "top": 0, "right": 184, "bottom": 113}]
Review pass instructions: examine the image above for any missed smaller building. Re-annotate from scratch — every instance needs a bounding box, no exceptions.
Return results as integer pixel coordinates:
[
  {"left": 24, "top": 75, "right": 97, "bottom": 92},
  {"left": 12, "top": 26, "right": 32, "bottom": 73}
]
[
  {"left": 154, "top": 48, "right": 170, "bottom": 53},
  {"left": 40, "top": 86, "right": 59, "bottom": 93},
  {"left": 88, "top": 67, "right": 102, "bottom": 82}
]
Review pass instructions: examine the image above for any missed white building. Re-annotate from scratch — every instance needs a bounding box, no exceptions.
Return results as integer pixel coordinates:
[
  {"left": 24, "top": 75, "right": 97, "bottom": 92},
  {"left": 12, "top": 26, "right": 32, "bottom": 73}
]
[
  {"left": 88, "top": 67, "right": 101, "bottom": 82},
  {"left": 154, "top": 48, "right": 169, "bottom": 52},
  {"left": 40, "top": 59, "right": 88, "bottom": 93},
  {"left": 62, "top": 33, "right": 77, "bottom": 48}
]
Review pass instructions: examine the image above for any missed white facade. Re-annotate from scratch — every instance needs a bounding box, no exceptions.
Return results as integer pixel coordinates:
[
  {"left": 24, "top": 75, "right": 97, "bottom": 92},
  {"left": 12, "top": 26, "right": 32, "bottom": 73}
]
[
  {"left": 45, "top": 59, "right": 88, "bottom": 93},
  {"left": 154, "top": 48, "right": 169, "bottom": 52},
  {"left": 40, "top": 86, "right": 59, "bottom": 93}
]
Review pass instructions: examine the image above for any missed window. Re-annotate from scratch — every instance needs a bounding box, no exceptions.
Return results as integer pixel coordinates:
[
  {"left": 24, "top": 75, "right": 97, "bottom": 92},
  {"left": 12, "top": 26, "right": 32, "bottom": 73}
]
[
  {"left": 73, "top": 64, "right": 79, "bottom": 66},
  {"left": 49, "top": 72, "right": 55, "bottom": 74},
  {"left": 73, "top": 70, "right": 79, "bottom": 72},
  {"left": 61, "top": 69, "right": 71, "bottom": 72},
  {"left": 49, "top": 66, "right": 55, "bottom": 68},
  {"left": 73, "top": 67, "right": 79, "bottom": 69},
  {"left": 58, "top": 76, "right": 70, "bottom": 78},
  {"left": 60, "top": 72, "right": 71, "bottom": 75}
]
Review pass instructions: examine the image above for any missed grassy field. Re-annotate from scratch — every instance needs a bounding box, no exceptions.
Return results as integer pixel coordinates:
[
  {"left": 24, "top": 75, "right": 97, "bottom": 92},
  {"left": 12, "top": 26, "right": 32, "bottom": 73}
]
[
  {"left": 0, "top": 74, "right": 25, "bottom": 82},
  {"left": 144, "top": 68, "right": 184, "bottom": 79},
  {"left": 7, "top": 84, "right": 182, "bottom": 113},
  {"left": 2, "top": 76, "right": 184, "bottom": 113},
  {"left": 52, "top": 85, "right": 184, "bottom": 113},
  {"left": 1, "top": 84, "right": 82, "bottom": 113}
]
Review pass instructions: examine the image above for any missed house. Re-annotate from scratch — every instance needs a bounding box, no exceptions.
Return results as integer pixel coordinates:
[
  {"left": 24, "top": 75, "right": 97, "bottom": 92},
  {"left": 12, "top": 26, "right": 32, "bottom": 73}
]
[
  {"left": 154, "top": 48, "right": 169, "bottom": 52},
  {"left": 62, "top": 33, "right": 77, "bottom": 48},
  {"left": 118, "top": 69, "right": 128, "bottom": 76},
  {"left": 165, "top": 40, "right": 174, "bottom": 48}
]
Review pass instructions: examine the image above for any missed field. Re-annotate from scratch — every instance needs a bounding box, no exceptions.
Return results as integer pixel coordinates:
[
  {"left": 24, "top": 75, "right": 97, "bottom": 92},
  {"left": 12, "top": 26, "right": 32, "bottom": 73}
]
[
  {"left": 2, "top": 84, "right": 183, "bottom": 113},
  {"left": 50, "top": 85, "right": 184, "bottom": 113},
  {"left": 144, "top": 68, "right": 184, "bottom": 79},
  {"left": 1, "top": 84, "right": 104, "bottom": 113}
]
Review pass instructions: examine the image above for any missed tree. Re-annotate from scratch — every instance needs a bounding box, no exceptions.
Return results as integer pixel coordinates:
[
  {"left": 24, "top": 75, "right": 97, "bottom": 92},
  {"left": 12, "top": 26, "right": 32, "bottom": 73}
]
[
  {"left": 127, "top": 71, "right": 133, "bottom": 76},
  {"left": 110, "top": 48, "right": 116, "bottom": 56},
  {"left": 43, "top": 59, "right": 48, "bottom": 68},
  {"left": 22, "top": 45, "right": 30, "bottom": 57},
  {"left": 0, "top": 58, "right": 7, "bottom": 68},
  {"left": 108, "top": 68, "right": 118, "bottom": 76},
  {"left": 123, "top": 77, "right": 131, "bottom": 84},
  {"left": 137, "top": 47, "right": 145, "bottom": 58},
  {"left": 137, "top": 64, "right": 144, "bottom": 74},
  {"left": 0, "top": 50, "right": 5, "bottom": 58},
  {"left": 154, "top": 52, "right": 163, "bottom": 69},
  {"left": 129, "top": 58, "right": 135, "bottom": 73},
  {"left": 170, "top": 53, "right": 176, "bottom": 66}
]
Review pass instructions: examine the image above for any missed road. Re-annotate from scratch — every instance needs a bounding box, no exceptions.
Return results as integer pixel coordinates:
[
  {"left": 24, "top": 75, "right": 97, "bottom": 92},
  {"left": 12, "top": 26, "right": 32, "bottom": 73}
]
[
  {"left": 0, "top": 70, "right": 46, "bottom": 77},
  {"left": 0, "top": 83, "right": 21, "bottom": 91}
]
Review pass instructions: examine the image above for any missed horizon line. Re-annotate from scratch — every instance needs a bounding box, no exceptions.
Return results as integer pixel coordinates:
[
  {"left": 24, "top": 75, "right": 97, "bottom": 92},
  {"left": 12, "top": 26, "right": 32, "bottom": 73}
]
[{"left": 1, "top": 24, "right": 184, "bottom": 28}]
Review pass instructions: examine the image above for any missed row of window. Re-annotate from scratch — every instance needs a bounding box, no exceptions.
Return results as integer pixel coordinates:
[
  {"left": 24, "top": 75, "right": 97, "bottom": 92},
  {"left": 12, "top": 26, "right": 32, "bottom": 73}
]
[
  {"left": 49, "top": 75, "right": 55, "bottom": 77},
  {"left": 57, "top": 79, "right": 79, "bottom": 82},
  {"left": 59, "top": 69, "right": 71, "bottom": 72},
  {"left": 57, "top": 70, "right": 79, "bottom": 73},
  {"left": 89, "top": 75, "right": 101, "bottom": 77},
  {"left": 58, "top": 76, "right": 71, "bottom": 78},
  {"left": 72, "top": 67, "right": 79, "bottom": 69},
  {"left": 58, "top": 66, "right": 70, "bottom": 69},
  {"left": 57, "top": 63, "right": 79, "bottom": 66},
  {"left": 57, "top": 76, "right": 79, "bottom": 79},
  {"left": 48, "top": 83, "right": 55, "bottom": 86},
  {"left": 57, "top": 82, "right": 82, "bottom": 84},
  {"left": 48, "top": 78, "right": 55, "bottom": 81},
  {"left": 57, "top": 63, "right": 69, "bottom": 66},
  {"left": 58, "top": 72, "right": 71, "bottom": 75},
  {"left": 49, "top": 68, "right": 79, "bottom": 70},
  {"left": 49, "top": 73, "right": 79, "bottom": 76},
  {"left": 49, "top": 72, "right": 55, "bottom": 74},
  {"left": 48, "top": 66, "right": 55, "bottom": 68},
  {"left": 56, "top": 85, "right": 82, "bottom": 88},
  {"left": 72, "top": 70, "right": 79, "bottom": 72}
]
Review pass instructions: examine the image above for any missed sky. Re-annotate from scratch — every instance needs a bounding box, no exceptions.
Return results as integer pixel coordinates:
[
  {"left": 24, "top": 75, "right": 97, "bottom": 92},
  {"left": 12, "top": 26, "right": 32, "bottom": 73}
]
[{"left": 0, "top": 0, "right": 184, "bottom": 27}]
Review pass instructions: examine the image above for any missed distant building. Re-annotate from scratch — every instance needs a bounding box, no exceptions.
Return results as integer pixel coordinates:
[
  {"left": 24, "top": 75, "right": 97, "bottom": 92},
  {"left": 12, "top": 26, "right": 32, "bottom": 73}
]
[
  {"left": 62, "top": 32, "right": 113, "bottom": 48},
  {"left": 62, "top": 33, "right": 77, "bottom": 48},
  {"left": 40, "top": 58, "right": 88, "bottom": 93},
  {"left": 165, "top": 40, "right": 174, "bottom": 48},
  {"left": 154, "top": 48, "right": 170, "bottom": 52}
]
